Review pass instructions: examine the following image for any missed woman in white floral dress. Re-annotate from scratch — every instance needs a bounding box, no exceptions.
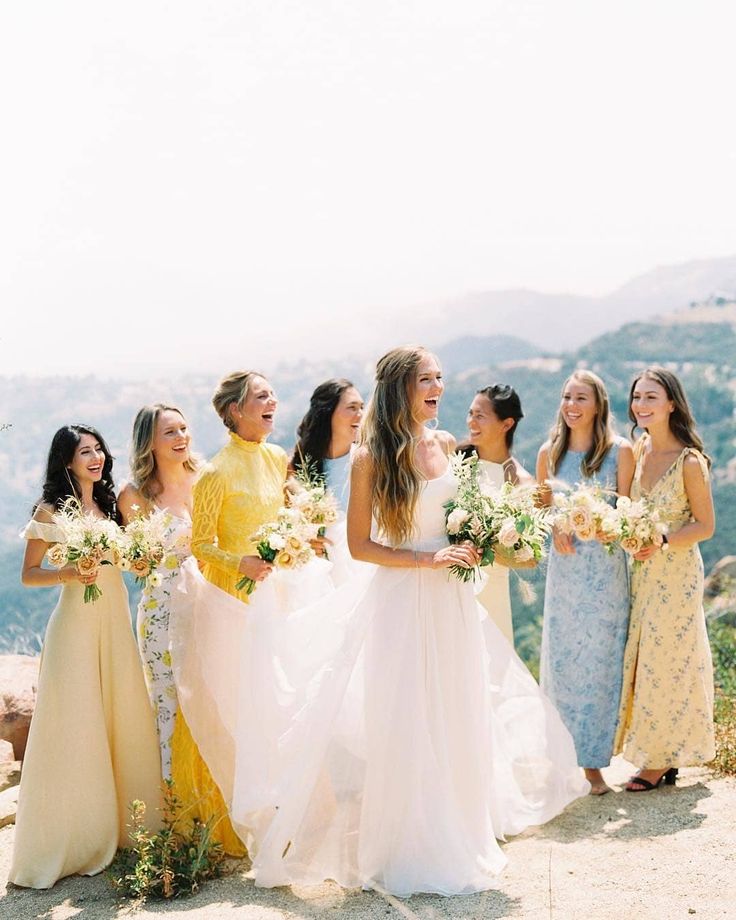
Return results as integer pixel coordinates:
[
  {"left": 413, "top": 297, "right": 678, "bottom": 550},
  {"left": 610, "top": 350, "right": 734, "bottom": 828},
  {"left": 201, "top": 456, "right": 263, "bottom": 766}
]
[{"left": 119, "top": 404, "right": 199, "bottom": 779}]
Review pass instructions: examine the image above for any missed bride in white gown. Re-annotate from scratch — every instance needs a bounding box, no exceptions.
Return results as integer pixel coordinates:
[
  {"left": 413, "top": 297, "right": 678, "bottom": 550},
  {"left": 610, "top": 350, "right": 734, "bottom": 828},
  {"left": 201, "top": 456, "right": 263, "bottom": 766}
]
[{"left": 171, "top": 345, "right": 588, "bottom": 898}]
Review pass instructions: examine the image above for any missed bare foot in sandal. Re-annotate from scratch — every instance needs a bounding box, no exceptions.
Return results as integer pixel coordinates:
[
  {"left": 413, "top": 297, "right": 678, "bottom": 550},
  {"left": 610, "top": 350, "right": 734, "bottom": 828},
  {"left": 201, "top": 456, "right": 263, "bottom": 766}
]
[{"left": 584, "top": 768, "right": 612, "bottom": 795}]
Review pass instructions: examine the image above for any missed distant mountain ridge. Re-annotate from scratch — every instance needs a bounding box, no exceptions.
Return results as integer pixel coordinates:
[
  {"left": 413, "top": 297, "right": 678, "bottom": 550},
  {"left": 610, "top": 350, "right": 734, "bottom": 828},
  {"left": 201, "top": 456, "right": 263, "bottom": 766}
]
[{"left": 418, "top": 254, "right": 736, "bottom": 353}]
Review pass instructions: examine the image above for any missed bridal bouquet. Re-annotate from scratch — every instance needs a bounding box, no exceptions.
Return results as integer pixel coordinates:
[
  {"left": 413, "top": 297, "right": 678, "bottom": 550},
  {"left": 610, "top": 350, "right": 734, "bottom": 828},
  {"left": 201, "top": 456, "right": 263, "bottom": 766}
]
[
  {"left": 286, "top": 460, "right": 340, "bottom": 539},
  {"left": 551, "top": 483, "right": 619, "bottom": 544},
  {"left": 444, "top": 454, "right": 550, "bottom": 582},
  {"left": 118, "top": 505, "right": 170, "bottom": 589},
  {"left": 46, "top": 498, "right": 121, "bottom": 603},
  {"left": 235, "top": 506, "right": 315, "bottom": 594},
  {"left": 488, "top": 480, "right": 552, "bottom": 566},
  {"left": 612, "top": 495, "right": 668, "bottom": 556}
]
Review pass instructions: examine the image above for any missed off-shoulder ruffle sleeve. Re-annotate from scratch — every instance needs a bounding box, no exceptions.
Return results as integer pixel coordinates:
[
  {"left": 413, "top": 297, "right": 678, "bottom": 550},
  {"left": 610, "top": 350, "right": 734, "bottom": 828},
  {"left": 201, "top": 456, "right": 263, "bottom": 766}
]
[
  {"left": 20, "top": 520, "right": 66, "bottom": 543},
  {"left": 191, "top": 465, "right": 242, "bottom": 576}
]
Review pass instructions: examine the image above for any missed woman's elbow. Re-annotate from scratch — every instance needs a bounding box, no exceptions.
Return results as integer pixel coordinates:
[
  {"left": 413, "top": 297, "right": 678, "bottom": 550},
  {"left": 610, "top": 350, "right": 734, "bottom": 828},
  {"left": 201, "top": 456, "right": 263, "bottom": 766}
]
[{"left": 347, "top": 535, "right": 370, "bottom": 561}]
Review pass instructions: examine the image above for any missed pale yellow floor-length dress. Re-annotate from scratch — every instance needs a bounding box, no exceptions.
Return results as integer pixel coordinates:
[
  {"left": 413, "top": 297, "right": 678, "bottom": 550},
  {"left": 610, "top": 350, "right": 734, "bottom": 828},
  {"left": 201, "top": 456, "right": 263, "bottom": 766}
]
[
  {"left": 170, "top": 432, "right": 287, "bottom": 857},
  {"left": 10, "top": 520, "right": 162, "bottom": 889},
  {"left": 476, "top": 460, "right": 515, "bottom": 645},
  {"left": 614, "top": 441, "right": 715, "bottom": 767}
]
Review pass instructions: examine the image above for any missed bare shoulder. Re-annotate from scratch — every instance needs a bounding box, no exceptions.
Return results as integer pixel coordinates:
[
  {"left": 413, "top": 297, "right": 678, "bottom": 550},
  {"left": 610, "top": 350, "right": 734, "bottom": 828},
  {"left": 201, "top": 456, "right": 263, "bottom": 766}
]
[
  {"left": 118, "top": 482, "right": 149, "bottom": 516},
  {"left": 513, "top": 459, "right": 535, "bottom": 485},
  {"left": 683, "top": 451, "right": 710, "bottom": 481},
  {"left": 32, "top": 502, "right": 55, "bottom": 523},
  {"left": 351, "top": 445, "right": 375, "bottom": 474},
  {"left": 434, "top": 429, "right": 456, "bottom": 454},
  {"left": 537, "top": 440, "right": 551, "bottom": 460}
]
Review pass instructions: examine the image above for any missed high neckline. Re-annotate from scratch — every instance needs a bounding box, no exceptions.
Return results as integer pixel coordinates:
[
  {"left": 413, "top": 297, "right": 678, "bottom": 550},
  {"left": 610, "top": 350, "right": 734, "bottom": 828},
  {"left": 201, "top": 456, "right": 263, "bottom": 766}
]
[{"left": 229, "top": 431, "right": 265, "bottom": 453}]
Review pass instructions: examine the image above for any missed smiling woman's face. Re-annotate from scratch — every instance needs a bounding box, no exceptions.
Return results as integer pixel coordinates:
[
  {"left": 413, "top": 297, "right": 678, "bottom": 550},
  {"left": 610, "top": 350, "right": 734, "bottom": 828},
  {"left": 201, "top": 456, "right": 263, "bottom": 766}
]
[
  {"left": 410, "top": 353, "right": 444, "bottom": 424},
  {"left": 67, "top": 433, "right": 105, "bottom": 486},
  {"left": 232, "top": 375, "right": 278, "bottom": 441}
]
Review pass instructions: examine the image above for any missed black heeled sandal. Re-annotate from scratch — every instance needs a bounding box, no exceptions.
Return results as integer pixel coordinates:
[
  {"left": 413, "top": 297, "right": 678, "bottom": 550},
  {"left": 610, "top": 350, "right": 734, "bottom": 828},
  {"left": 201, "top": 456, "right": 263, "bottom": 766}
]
[{"left": 625, "top": 767, "right": 678, "bottom": 792}]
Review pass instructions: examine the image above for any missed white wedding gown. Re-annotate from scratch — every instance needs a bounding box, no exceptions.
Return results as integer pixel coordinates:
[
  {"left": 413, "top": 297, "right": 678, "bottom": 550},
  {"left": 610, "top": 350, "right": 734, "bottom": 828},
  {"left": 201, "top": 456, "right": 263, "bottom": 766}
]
[{"left": 170, "top": 466, "right": 588, "bottom": 897}]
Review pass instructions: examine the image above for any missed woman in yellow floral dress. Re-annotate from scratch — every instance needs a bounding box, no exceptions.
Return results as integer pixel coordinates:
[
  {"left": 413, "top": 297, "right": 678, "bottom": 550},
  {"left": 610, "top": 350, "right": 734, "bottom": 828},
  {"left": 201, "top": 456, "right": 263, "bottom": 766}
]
[
  {"left": 170, "top": 370, "right": 285, "bottom": 855},
  {"left": 615, "top": 367, "right": 715, "bottom": 791},
  {"left": 118, "top": 404, "right": 199, "bottom": 781}
]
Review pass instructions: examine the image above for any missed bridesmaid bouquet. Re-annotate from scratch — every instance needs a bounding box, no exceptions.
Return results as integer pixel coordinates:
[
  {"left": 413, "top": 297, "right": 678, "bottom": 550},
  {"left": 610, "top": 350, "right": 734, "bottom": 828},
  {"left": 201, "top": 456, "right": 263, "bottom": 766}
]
[
  {"left": 235, "top": 507, "right": 315, "bottom": 594},
  {"left": 118, "top": 505, "right": 170, "bottom": 588},
  {"left": 612, "top": 495, "right": 668, "bottom": 556},
  {"left": 552, "top": 484, "right": 619, "bottom": 544},
  {"left": 47, "top": 498, "right": 121, "bottom": 603},
  {"left": 286, "top": 461, "right": 340, "bottom": 539},
  {"left": 444, "top": 454, "right": 550, "bottom": 582}
]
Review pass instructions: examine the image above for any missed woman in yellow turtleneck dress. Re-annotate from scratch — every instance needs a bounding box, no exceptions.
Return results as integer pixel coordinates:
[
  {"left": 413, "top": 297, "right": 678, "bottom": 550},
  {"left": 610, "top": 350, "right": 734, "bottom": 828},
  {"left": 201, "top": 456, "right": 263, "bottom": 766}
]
[{"left": 170, "top": 370, "right": 286, "bottom": 856}]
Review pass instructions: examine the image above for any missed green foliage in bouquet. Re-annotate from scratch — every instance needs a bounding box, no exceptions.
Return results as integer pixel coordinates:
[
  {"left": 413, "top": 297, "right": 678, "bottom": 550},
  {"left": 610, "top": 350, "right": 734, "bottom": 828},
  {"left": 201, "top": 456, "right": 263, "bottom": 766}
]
[{"left": 108, "top": 780, "right": 225, "bottom": 900}]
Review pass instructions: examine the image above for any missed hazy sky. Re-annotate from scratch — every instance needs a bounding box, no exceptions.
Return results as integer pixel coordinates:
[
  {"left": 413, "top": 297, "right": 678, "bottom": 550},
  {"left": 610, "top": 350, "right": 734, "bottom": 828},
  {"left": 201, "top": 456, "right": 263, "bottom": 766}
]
[{"left": 2, "top": 1, "right": 735, "bottom": 376}]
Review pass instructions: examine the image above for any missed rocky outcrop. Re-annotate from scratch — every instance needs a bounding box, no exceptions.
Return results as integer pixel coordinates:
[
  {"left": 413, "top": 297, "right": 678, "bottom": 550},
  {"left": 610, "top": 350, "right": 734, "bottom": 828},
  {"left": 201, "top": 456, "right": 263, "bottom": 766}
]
[{"left": 0, "top": 655, "right": 40, "bottom": 761}]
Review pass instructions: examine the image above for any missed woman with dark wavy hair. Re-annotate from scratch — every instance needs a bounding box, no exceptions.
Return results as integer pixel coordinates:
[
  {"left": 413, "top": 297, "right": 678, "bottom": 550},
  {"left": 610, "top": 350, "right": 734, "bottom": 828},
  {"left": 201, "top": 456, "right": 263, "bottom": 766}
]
[
  {"left": 459, "top": 383, "right": 534, "bottom": 645},
  {"left": 11, "top": 425, "right": 161, "bottom": 889},
  {"left": 615, "top": 367, "right": 715, "bottom": 792},
  {"left": 291, "top": 378, "right": 364, "bottom": 512}
]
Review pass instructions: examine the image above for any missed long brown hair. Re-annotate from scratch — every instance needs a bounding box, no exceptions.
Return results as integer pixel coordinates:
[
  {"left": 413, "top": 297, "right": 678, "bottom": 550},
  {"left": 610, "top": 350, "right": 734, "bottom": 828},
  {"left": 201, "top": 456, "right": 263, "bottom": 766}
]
[
  {"left": 547, "top": 370, "right": 616, "bottom": 477},
  {"left": 629, "top": 366, "right": 711, "bottom": 467},
  {"left": 361, "top": 345, "right": 430, "bottom": 545},
  {"left": 130, "top": 404, "right": 199, "bottom": 500}
]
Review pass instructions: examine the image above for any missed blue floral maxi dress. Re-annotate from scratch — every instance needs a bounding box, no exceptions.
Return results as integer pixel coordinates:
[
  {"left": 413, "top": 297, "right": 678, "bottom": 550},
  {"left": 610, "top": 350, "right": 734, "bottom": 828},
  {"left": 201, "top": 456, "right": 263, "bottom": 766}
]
[
  {"left": 540, "top": 440, "right": 630, "bottom": 769},
  {"left": 136, "top": 513, "right": 192, "bottom": 780}
]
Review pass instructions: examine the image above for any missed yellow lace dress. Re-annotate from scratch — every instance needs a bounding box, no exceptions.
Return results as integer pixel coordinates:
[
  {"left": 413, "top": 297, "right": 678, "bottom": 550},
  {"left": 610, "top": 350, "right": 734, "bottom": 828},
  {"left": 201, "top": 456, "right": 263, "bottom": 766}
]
[
  {"left": 170, "top": 432, "right": 287, "bottom": 856},
  {"left": 614, "top": 440, "right": 715, "bottom": 768}
]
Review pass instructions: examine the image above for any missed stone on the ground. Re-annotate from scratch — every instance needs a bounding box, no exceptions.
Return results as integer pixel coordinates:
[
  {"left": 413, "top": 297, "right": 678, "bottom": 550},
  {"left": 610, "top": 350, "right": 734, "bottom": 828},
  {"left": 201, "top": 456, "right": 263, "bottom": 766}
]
[{"left": 0, "top": 655, "right": 40, "bottom": 761}]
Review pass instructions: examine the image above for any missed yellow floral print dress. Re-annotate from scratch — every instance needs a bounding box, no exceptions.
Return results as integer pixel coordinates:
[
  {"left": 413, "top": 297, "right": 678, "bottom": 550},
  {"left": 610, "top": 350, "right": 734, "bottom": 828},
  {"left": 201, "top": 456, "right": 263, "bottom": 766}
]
[
  {"left": 614, "top": 439, "right": 715, "bottom": 768},
  {"left": 170, "top": 432, "right": 287, "bottom": 856}
]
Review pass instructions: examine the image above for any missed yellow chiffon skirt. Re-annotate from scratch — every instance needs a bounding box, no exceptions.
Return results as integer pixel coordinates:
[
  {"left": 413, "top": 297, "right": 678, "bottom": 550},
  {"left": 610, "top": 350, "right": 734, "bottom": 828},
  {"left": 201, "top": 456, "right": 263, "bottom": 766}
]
[{"left": 170, "top": 715, "right": 246, "bottom": 857}]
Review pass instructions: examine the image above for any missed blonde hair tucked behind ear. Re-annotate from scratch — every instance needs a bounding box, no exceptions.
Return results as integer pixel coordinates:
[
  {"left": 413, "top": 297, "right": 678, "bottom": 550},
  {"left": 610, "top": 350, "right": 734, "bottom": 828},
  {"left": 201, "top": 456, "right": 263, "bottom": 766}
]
[
  {"left": 130, "top": 404, "right": 199, "bottom": 500},
  {"left": 547, "top": 370, "right": 616, "bottom": 478},
  {"left": 212, "top": 371, "right": 264, "bottom": 431},
  {"left": 361, "top": 345, "right": 432, "bottom": 546}
]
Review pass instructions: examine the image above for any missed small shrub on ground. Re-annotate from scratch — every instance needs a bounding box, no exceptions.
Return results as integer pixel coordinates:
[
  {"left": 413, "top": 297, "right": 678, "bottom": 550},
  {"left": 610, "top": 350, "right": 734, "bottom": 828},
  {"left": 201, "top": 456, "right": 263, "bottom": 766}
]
[{"left": 108, "top": 780, "right": 226, "bottom": 900}]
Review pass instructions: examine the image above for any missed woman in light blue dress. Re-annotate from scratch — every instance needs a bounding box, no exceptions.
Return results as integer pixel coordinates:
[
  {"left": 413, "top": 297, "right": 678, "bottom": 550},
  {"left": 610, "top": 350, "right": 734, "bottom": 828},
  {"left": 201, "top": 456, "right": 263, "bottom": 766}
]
[{"left": 537, "top": 370, "right": 634, "bottom": 794}]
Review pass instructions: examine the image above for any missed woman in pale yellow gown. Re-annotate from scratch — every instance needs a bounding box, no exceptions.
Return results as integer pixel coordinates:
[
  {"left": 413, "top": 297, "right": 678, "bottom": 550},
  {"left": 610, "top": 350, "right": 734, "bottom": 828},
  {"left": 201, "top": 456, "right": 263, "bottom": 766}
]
[
  {"left": 615, "top": 367, "right": 715, "bottom": 791},
  {"left": 10, "top": 425, "right": 161, "bottom": 889},
  {"left": 170, "top": 370, "right": 286, "bottom": 856},
  {"left": 460, "top": 384, "right": 535, "bottom": 645}
]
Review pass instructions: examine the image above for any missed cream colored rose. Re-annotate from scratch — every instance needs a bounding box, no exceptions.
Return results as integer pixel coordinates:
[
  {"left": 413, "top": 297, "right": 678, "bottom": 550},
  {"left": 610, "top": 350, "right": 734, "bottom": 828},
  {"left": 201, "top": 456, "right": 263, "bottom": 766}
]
[
  {"left": 515, "top": 544, "right": 535, "bottom": 563},
  {"left": 130, "top": 559, "right": 151, "bottom": 578},
  {"left": 620, "top": 535, "right": 643, "bottom": 555},
  {"left": 276, "top": 551, "right": 297, "bottom": 569},
  {"left": 47, "top": 544, "right": 67, "bottom": 568},
  {"left": 498, "top": 519, "right": 520, "bottom": 548},
  {"left": 570, "top": 507, "right": 594, "bottom": 537},
  {"left": 447, "top": 508, "right": 471, "bottom": 535},
  {"left": 76, "top": 555, "right": 99, "bottom": 577}
]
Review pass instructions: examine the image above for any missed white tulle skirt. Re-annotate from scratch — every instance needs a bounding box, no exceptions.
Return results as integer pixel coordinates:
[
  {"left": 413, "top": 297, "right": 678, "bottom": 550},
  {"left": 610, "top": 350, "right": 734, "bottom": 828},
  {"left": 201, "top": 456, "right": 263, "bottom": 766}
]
[{"left": 170, "top": 555, "right": 588, "bottom": 897}]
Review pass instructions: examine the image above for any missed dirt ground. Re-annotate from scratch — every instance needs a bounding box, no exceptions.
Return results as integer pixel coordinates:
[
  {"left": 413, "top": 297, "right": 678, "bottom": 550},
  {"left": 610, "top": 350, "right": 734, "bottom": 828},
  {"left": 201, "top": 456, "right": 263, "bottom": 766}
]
[{"left": 1, "top": 756, "right": 733, "bottom": 920}]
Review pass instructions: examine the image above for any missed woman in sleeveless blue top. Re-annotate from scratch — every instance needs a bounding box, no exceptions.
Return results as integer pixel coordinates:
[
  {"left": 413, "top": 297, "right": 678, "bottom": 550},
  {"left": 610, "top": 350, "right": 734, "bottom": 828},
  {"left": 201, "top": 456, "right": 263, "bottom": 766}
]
[{"left": 537, "top": 371, "right": 634, "bottom": 795}]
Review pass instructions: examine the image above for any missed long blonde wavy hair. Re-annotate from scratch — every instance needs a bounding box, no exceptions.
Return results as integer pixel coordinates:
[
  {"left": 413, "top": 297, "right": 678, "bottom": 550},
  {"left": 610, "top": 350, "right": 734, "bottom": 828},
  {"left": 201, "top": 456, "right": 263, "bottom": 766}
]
[
  {"left": 547, "top": 370, "right": 616, "bottom": 478},
  {"left": 130, "top": 404, "right": 199, "bottom": 500},
  {"left": 361, "top": 345, "right": 432, "bottom": 546}
]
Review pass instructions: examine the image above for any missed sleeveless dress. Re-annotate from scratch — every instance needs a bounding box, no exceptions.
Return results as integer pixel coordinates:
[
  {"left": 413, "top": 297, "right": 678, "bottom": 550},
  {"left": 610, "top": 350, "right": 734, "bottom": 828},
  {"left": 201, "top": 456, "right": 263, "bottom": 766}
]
[
  {"left": 170, "top": 432, "right": 288, "bottom": 857},
  {"left": 170, "top": 465, "right": 588, "bottom": 896},
  {"left": 136, "top": 512, "right": 191, "bottom": 780},
  {"left": 475, "top": 459, "right": 514, "bottom": 645},
  {"left": 540, "top": 440, "right": 630, "bottom": 769},
  {"left": 10, "top": 520, "right": 162, "bottom": 889},
  {"left": 614, "top": 440, "right": 715, "bottom": 767}
]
